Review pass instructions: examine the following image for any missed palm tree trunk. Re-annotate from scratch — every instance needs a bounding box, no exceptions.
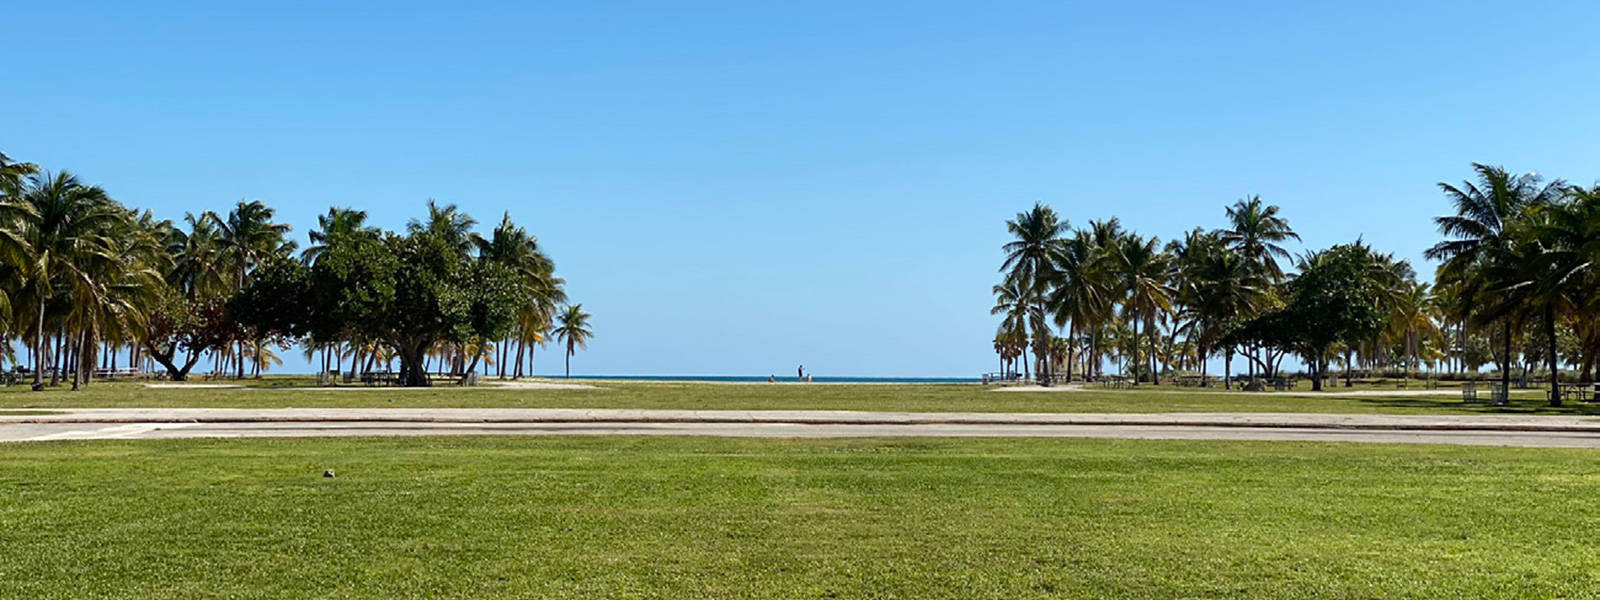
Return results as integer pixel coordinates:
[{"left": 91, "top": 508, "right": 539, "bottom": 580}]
[
  {"left": 1501, "top": 320, "right": 1513, "bottom": 402},
  {"left": 1021, "top": 342, "right": 1030, "bottom": 381},
  {"left": 1036, "top": 301, "right": 1051, "bottom": 386},
  {"left": 72, "top": 330, "right": 87, "bottom": 391},
  {"left": 1148, "top": 316, "right": 1159, "bottom": 386},
  {"left": 31, "top": 302, "right": 46, "bottom": 391},
  {"left": 1344, "top": 347, "right": 1354, "bottom": 387},
  {"left": 1547, "top": 305, "right": 1562, "bottom": 407},
  {"left": 1224, "top": 347, "right": 1232, "bottom": 390},
  {"left": 52, "top": 331, "right": 63, "bottom": 387},
  {"left": 1064, "top": 323, "right": 1075, "bottom": 382}
]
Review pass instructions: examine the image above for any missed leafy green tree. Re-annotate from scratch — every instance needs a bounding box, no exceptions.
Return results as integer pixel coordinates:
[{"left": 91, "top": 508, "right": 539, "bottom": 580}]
[
  {"left": 236, "top": 211, "right": 524, "bottom": 387},
  {"left": 1283, "top": 244, "right": 1390, "bottom": 391}
]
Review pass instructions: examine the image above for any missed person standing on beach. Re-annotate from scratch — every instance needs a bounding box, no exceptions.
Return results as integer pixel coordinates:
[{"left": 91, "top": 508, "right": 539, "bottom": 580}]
[{"left": 798, "top": 365, "right": 804, "bottom": 382}]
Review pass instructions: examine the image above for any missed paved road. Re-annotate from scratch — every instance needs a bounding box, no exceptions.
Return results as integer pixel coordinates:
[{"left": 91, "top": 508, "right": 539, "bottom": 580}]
[{"left": 3, "top": 408, "right": 1600, "bottom": 447}]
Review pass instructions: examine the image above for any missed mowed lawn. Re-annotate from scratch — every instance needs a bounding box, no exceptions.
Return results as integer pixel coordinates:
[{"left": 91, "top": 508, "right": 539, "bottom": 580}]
[
  {"left": 3, "top": 436, "right": 1600, "bottom": 598},
  {"left": 0, "top": 378, "right": 1577, "bottom": 415}
]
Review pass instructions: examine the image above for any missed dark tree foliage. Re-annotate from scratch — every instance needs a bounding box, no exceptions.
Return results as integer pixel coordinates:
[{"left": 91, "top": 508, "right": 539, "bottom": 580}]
[
  {"left": 1217, "top": 308, "right": 1299, "bottom": 378},
  {"left": 1281, "top": 244, "right": 1388, "bottom": 391},
  {"left": 306, "top": 231, "right": 398, "bottom": 344},
  {"left": 227, "top": 256, "right": 311, "bottom": 339},
  {"left": 1219, "top": 244, "right": 1389, "bottom": 391},
  {"left": 232, "top": 229, "right": 523, "bottom": 386}
]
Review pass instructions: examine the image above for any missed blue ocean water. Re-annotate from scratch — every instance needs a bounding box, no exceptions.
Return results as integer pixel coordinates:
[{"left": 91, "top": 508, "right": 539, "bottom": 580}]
[{"left": 576, "top": 375, "right": 978, "bottom": 384}]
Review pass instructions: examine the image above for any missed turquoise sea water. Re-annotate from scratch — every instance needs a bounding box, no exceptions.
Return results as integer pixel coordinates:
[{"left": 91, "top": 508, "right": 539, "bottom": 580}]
[{"left": 575, "top": 375, "right": 978, "bottom": 384}]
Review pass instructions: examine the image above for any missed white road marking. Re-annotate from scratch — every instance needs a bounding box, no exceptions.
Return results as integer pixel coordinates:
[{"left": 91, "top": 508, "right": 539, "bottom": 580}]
[{"left": 21, "top": 423, "right": 194, "bottom": 442}]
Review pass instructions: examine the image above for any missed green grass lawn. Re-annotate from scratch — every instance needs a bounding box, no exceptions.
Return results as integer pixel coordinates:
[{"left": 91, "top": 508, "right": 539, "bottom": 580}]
[
  {"left": 3, "top": 435, "right": 1599, "bottom": 598},
  {"left": 0, "top": 377, "right": 1580, "bottom": 415}
]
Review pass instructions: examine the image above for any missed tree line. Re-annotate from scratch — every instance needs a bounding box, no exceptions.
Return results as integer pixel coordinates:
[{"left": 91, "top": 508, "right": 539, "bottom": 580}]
[
  {"left": 0, "top": 151, "right": 592, "bottom": 389},
  {"left": 994, "top": 163, "right": 1600, "bottom": 405}
]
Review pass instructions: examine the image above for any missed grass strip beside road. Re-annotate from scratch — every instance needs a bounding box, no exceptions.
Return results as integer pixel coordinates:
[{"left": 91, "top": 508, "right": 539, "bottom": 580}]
[
  {"left": 2, "top": 436, "right": 1599, "bottom": 598},
  {"left": 0, "top": 378, "right": 1578, "bottom": 415}
]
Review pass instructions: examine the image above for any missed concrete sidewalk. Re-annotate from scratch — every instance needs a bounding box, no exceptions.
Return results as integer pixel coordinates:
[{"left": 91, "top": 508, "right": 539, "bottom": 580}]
[{"left": 3, "top": 408, "right": 1599, "bottom": 433}]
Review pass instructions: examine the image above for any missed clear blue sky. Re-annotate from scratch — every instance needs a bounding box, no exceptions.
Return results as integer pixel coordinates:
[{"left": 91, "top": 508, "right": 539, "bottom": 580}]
[{"left": 7, "top": 2, "right": 1600, "bottom": 377}]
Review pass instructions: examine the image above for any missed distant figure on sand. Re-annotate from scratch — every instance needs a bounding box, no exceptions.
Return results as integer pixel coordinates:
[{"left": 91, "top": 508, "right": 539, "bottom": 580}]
[
  {"left": 798, "top": 365, "right": 804, "bottom": 382},
  {"left": 768, "top": 375, "right": 775, "bottom": 383},
  {"left": 807, "top": 374, "right": 813, "bottom": 383}
]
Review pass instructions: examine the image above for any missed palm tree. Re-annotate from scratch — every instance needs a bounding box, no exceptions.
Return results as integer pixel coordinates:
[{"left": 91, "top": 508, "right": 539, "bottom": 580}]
[
  {"left": 1173, "top": 232, "right": 1265, "bottom": 387},
  {"left": 1550, "top": 185, "right": 1600, "bottom": 381},
  {"left": 82, "top": 208, "right": 165, "bottom": 388},
  {"left": 12, "top": 171, "right": 124, "bottom": 390},
  {"left": 0, "top": 152, "right": 38, "bottom": 197},
  {"left": 209, "top": 199, "right": 292, "bottom": 378},
  {"left": 1044, "top": 231, "right": 1110, "bottom": 381},
  {"left": 991, "top": 281, "right": 1034, "bottom": 379},
  {"left": 1476, "top": 197, "right": 1597, "bottom": 406},
  {"left": 1425, "top": 164, "right": 1563, "bottom": 396},
  {"left": 210, "top": 200, "right": 294, "bottom": 290},
  {"left": 1388, "top": 280, "right": 1440, "bottom": 377},
  {"left": 1112, "top": 234, "right": 1175, "bottom": 384},
  {"left": 302, "top": 207, "right": 377, "bottom": 264},
  {"left": 166, "top": 213, "right": 231, "bottom": 300},
  {"left": 246, "top": 337, "right": 283, "bottom": 377},
  {"left": 409, "top": 199, "right": 478, "bottom": 259},
  {"left": 0, "top": 153, "right": 40, "bottom": 333},
  {"left": 475, "top": 212, "right": 566, "bottom": 379},
  {"left": 552, "top": 304, "right": 593, "bottom": 379},
  {"left": 1218, "top": 196, "right": 1300, "bottom": 282},
  {"left": 1000, "top": 203, "right": 1069, "bottom": 383}
]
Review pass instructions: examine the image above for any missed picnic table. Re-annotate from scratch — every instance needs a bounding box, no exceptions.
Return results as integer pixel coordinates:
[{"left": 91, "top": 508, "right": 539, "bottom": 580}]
[
  {"left": 1560, "top": 384, "right": 1596, "bottom": 403},
  {"left": 360, "top": 371, "right": 402, "bottom": 386},
  {"left": 1098, "top": 376, "right": 1132, "bottom": 390}
]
